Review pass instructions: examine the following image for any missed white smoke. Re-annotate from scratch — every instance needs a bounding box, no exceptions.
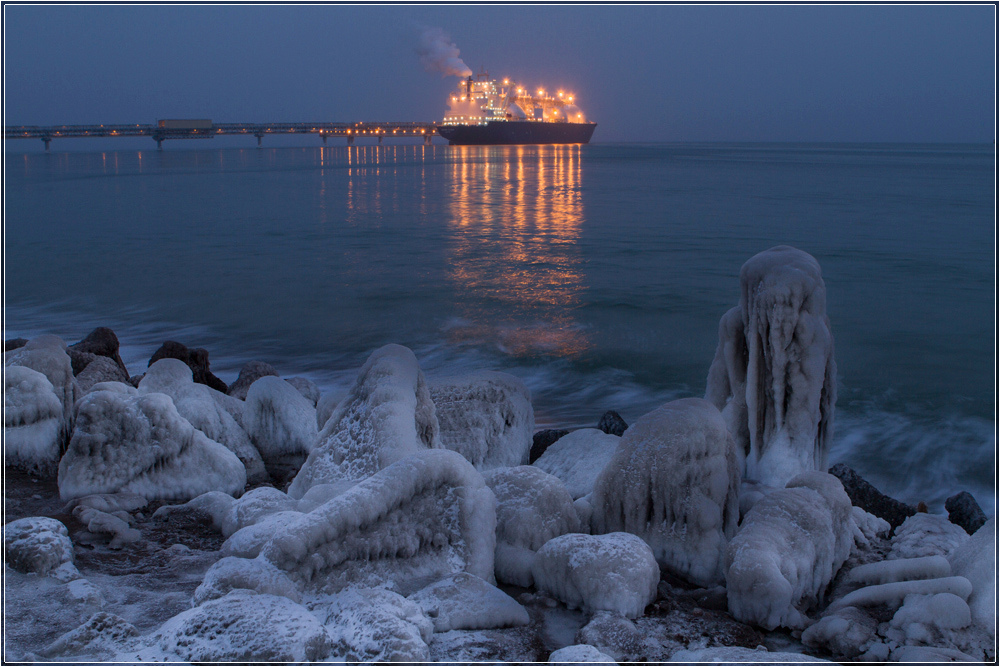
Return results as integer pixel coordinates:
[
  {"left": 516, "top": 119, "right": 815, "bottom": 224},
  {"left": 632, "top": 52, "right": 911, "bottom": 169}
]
[{"left": 416, "top": 26, "right": 472, "bottom": 78}]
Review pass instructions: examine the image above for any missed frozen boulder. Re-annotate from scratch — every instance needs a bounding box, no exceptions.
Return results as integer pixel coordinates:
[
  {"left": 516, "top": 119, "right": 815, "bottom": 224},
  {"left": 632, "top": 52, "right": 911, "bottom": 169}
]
[
  {"left": 705, "top": 246, "right": 836, "bottom": 487},
  {"left": 532, "top": 532, "right": 659, "bottom": 618},
  {"left": 263, "top": 449, "right": 495, "bottom": 595},
  {"left": 76, "top": 356, "right": 130, "bottom": 394},
  {"left": 596, "top": 410, "right": 628, "bottom": 437},
  {"left": 4, "top": 517, "right": 74, "bottom": 576},
  {"left": 41, "top": 612, "right": 139, "bottom": 659},
  {"left": 884, "top": 592, "right": 972, "bottom": 647},
  {"left": 948, "top": 518, "right": 995, "bottom": 638},
  {"left": 670, "top": 646, "right": 834, "bottom": 662},
  {"left": 829, "top": 463, "right": 916, "bottom": 530},
  {"left": 430, "top": 371, "right": 534, "bottom": 469},
  {"left": 287, "top": 344, "right": 439, "bottom": 498},
  {"left": 533, "top": 428, "right": 620, "bottom": 500},
  {"left": 549, "top": 644, "right": 618, "bottom": 663},
  {"left": 72, "top": 506, "right": 141, "bottom": 549},
  {"left": 530, "top": 428, "right": 570, "bottom": 463},
  {"left": 801, "top": 605, "right": 880, "bottom": 659},
  {"left": 227, "top": 360, "right": 279, "bottom": 400},
  {"left": 194, "top": 556, "right": 301, "bottom": 605},
  {"left": 319, "top": 587, "right": 432, "bottom": 662},
  {"left": 221, "top": 511, "right": 304, "bottom": 559},
  {"left": 152, "top": 490, "right": 236, "bottom": 533},
  {"left": 890, "top": 513, "right": 969, "bottom": 560},
  {"left": 148, "top": 589, "right": 330, "bottom": 662},
  {"left": 315, "top": 391, "right": 341, "bottom": 429},
  {"left": 286, "top": 376, "right": 321, "bottom": 407},
  {"left": 724, "top": 471, "right": 853, "bottom": 629},
  {"left": 69, "top": 327, "right": 127, "bottom": 375},
  {"left": 4, "top": 365, "right": 64, "bottom": 474},
  {"left": 485, "top": 465, "right": 581, "bottom": 587},
  {"left": 220, "top": 485, "right": 298, "bottom": 538},
  {"left": 591, "top": 398, "right": 740, "bottom": 587},
  {"left": 148, "top": 340, "right": 227, "bottom": 393},
  {"left": 408, "top": 572, "right": 529, "bottom": 632},
  {"left": 826, "top": 576, "right": 973, "bottom": 614},
  {"left": 58, "top": 389, "right": 246, "bottom": 501},
  {"left": 243, "top": 375, "right": 318, "bottom": 476},
  {"left": 5, "top": 334, "right": 77, "bottom": 440},
  {"left": 945, "top": 491, "right": 987, "bottom": 535},
  {"left": 140, "top": 358, "right": 268, "bottom": 484}
]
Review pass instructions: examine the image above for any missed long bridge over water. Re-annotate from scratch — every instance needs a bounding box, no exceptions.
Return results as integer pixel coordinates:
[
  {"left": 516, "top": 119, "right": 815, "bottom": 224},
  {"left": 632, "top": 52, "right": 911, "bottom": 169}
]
[{"left": 3, "top": 120, "right": 441, "bottom": 150}]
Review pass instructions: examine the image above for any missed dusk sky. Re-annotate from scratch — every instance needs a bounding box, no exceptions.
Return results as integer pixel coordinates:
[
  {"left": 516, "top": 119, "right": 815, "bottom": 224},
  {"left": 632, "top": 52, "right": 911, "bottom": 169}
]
[{"left": 4, "top": 4, "right": 996, "bottom": 144}]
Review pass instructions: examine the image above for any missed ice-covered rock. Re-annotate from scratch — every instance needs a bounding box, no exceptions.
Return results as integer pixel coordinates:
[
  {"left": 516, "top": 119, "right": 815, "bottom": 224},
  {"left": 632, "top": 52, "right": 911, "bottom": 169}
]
[
  {"left": 485, "top": 465, "right": 581, "bottom": 587},
  {"left": 669, "top": 646, "right": 834, "bottom": 662},
  {"left": 148, "top": 589, "right": 330, "bottom": 662},
  {"left": 889, "top": 645, "right": 980, "bottom": 662},
  {"left": 4, "top": 365, "right": 64, "bottom": 474},
  {"left": 533, "top": 428, "right": 620, "bottom": 500},
  {"left": 286, "top": 376, "right": 321, "bottom": 406},
  {"left": 532, "top": 532, "right": 659, "bottom": 618},
  {"left": 945, "top": 491, "right": 988, "bottom": 535},
  {"left": 591, "top": 398, "right": 740, "bottom": 587},
  {"left": 72, "top": 506, "right": 141, "bottom": 549},
  {"left": 315, "top": 391, "right": 340, "bottom": 429},
  {"left": 66, "top": 492, "right": 148, "bottom": 515},
  {"left": 69, "top": 327, "right": 127, "bottom": 375},
  {"left": 227, "top": 360, "right": 279, "bottom": 400},
  {"left": 139, "top": 358, "right": 267, "bottom": 484},
  {"left": 801, "top": 605, "right": 880, "bottom": 659},
  {"left": 408, "top": 572, "right": 529, "bottom": 632},
  {"left": 705, "top": 246, "right": 836, "bottom": 487},
  {"left": 5, "top": 334, "right": 77, "bottom": 429},
  {"left": 40, "top": 612, "right": 138, "bottom": 659},
  {"left": 263, "top": 449, "right": 495, "bottom": 595},
  {"left": 58, "top": 389, "right": 246, "bottom": 501},
  {"left": 948, "top": 518, "right": 995, "bottom": 638},
  {"left": 890, "top": 513, "right": 969, "bottom": 559},
  {"left": 829, "top": 463, "right": 916, "bottom": 529},
  {"left": 4, "top": 517, "right": 74, "bottom": 576},
  {"left": 851, "top": 505, "right": 891, "bottom": 547},
  {"left": 530, "top": 428, "right": 570, "bottom": 463},
  {"left": 148, "top": 340, "right": 227, "bottom": 393},
  {"left": 295, "top": 481, "right": 357, "bottom": 513},
  {"left": 549, "top": 644, "right": 618, "bottom": 663},
  {"left": 724, "top": 471, "right": 853, "bottom": 629},
  {"left": 243, "top": 375, "right": 318, "bottom": 469},
  {"left": 220, "top": 485, "right": 297, "bottom": 537},
  {"left": 317, "top": 587, "right": 432, "bottom": 662},
  {"left": 826, "top": 576, "right": 973, "bottom": 614},
  {"left": 152, "top": 490, "right": 236, "bottom": 532},
  {"left": 221, "top": 511, "right": 304, "bottom": 559},
  {"left": 194, "top": 556, "right": 301, "bottom": 605},
  {"left": 430, "top": 371, "right": 534, "bottom": 470},
  {"left": 884, "top": 592, "right": 972, "bottom": 646},
  {"left": 76, "top": 356, "right": 130, "bottom": 393},
  {"left": 844, "top": 555, "right": 951, "bottom": 587},
  {"left": 287, "top": 344, "right": 439, "bottom": 498}
]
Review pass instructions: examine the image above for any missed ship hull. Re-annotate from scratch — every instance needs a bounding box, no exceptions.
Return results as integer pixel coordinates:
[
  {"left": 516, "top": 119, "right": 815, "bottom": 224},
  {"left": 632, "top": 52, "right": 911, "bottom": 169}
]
[{"left": 437, "top": 121, "right": 596, "bottom": 145}]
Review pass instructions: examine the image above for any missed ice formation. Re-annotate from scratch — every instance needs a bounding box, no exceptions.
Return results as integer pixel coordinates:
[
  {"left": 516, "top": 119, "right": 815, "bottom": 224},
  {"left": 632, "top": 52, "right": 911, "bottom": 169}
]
[
  {"left": 318, "top": 587, "right": 432, "bottom": 662},
  {"left": 531, "top": 532, "right": 659, "bottom": 618},
  {"left": 825, "top": 575, "right": 972, "bottom": 613},
  {"left": 58, "top": 389, "right": 246, "bottom": 501},
  {"left": 845, "top": 555, "right": 952, "bottom": 587},
  {"left": 263, "top": 449, "right": 495, "bottom": 595},
  {"left": 221, "top": 511, "right": 304, "bottom": 559},
  {"left": 890, "top": 512, "right": 970, "bottom": 559},
  {"left": 72, "top": 506, "right": 141, "bottom": 549},
  {"left": 408, "top": 572, "right": 529, "bottom": 632},
  {"left": 705, "top": 246, "right": 836, "bottom": 487},
  {"left": 548, "top": 644, "right": 618, "bottom": 663},
  {"left": 670, "top": 646, "right": 834, "bottom": 662},
  {"left": 151, "top": 490, "right": 236, "bottom": 533},
  {"left": 591, "top": 398, "right": 740, "bottom": 587},
  {"left": 4, "top": 516, "right": 75, "bottom": 576},
  {"left": 287, "top": 344, "right": 439, "bottom": 498},
  {"left": 485, "top": 465, "right": 581, "bottom": 587},
  {"left": 5, "top": 334, "right": 77, "bottom": 430},
  {"left": 193, "top": 556, "right": 301, "bottom": 605},
  {"left": 948, "top": 518, "right": 995, "bottom": 638},
  {"left": 533, "top": 428, "right": 621, "bottom": 499},
  {"left": 76, "top": 356, "right": 130, "bottom": 393},
  {"left": 429, "top": 371, "right": 534, "bottom": 469},
  {"left": 4, "top": 366, "right": 65, "bottom": 474},
  {"left": 724, "top": 471, "right": 853, "bottom": 629},
  {"left": 227, "top": 360, "right": 279, "bottom": 400},
  {"left": 220, "top": 485, "right": 298, "bottom": 538},
  {"left": 801, "top": 605, "right": 880, "bottom": 659},
  {"left": 243, "top": 375, "right": 318, "bottom": 467},
  {"left": 41, "top": 612, "right": 139, "bottom": 659},
  {"left": 883, "top": 592, "right": 973, "bottom": 647},
  {"left": 139, "top": 358, "right": 268, "bottom": 484},
  {"left": 286, "top": 376, "right": 321, "bottom": 406}
]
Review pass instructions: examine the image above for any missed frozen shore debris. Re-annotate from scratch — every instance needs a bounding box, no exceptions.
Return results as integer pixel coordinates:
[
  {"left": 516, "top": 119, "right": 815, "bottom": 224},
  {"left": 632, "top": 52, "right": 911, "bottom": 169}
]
[
  {"left": 533, "top": 428, "right": 620, "bottom": 500},
  {"left": 148, "top": 339, "right": 228, "bottom": 393}
]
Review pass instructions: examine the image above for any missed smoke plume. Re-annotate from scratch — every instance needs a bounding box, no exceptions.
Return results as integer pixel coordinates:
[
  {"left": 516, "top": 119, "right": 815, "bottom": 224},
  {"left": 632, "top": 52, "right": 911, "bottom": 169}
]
[{"left": 416, "top": 27, "right": 472, "bottom": 78}]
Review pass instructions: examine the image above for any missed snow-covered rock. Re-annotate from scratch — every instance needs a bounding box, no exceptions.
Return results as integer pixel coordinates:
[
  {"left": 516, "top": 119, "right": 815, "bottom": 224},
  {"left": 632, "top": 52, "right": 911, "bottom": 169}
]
[
  {"left": 884, "top": 592, "right": 972, "bottom": 647},
  {"left": 669, "top": 646, "right": 834, "bottom": 662},
  {"left": 4, "top": 366, "right": 64, "bottom": 474},
  {"left": 485, "top": 465, "right": 581, "bottom": 587},
  {"left": 705, "top": 246, "right": 836, "bottom": 487},
  {"left": 430, "top": 371, "right": 534, "bottom": 469},
  {"left": 287, "top": 344, "right": 439, "bottom": 498},
  {"left": 220, "top": 511, "right": 304, "bottom": 559},
  {"left": 4, "top": 517, "right": 74, "bottom": 576},
  {"left": 40, "top": 612, "right": 138, "bottom": 659},
  {"left": 263, "top": 449, "right": 495, "bottom": 595},
  {"left": 58, "top": 389, "right": 246, "bottom": 501},
  {"left": 845, "top": 555, "right": 951, "bottom": 587},
  {"left": 220, "top": 485, "right": 297, "bottom": 538},
  {"left": 194, "top": 556, "right": 301, "bottom": 605},
  {"left": 825, "top": 576, "right": 973, "bottom": 614},
  {"left": 591, "top": 398, "right": 740, "bottom": 587},
  {"left": 801, "top": 605, "right": 880, "bottom": 659},
  {"left": 724, "top": 471, "right": 853, "bottom": 629},
  {"left": 76, "top": 357, "right": 129, "bottom": 393},
  {"left": 532, "top": 532, "right": 659, "bottom": 618},
  {"left": 318, "top": 587, "right": 432, "bottom": 662},
  {"left": 549, "top": 644, "right": 618, "bottom": 663},
  {"left": 408, "top": 572, "right": 529, "bottom": 632},
  {"left": 286, "top": 376, "right": 321, "bottom": 407},
  {"left": 5, "top": 334, "right": 77, "bottom": 435},
  {"left": 295, "top": 481, "right": 357, "bottom": 513},
  {"left": 315, "top": 391, "right": 340, "bottom": 429},
  {"left": 243, "top": 375, "right": 318, "bottom": 469},
  {"left": 151, "top": 490, "right": 236, "bottom": 533},
  {"left": 139, "top": 358, "right": 267, "bottom": 484},
  {"left": 72, "top": 506, "right": 141, "bottom": 549},
  {"left": 533, "top": 428, "right": 620, "bottom": 499},
  {"left": 227, "top": 360, "right": 279, "bottom": 400},
  {"left": 948, "top": 518, "right": 996, "bottom": 638},
  {"left": 891, "top": 513, "right": 970, "bottom": 560}
]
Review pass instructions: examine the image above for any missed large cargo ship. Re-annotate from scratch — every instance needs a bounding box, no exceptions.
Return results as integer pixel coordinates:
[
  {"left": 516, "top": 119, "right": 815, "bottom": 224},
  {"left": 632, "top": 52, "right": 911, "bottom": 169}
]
[{"left": 437, "top": 72, "right": 596, "bottom": 145}]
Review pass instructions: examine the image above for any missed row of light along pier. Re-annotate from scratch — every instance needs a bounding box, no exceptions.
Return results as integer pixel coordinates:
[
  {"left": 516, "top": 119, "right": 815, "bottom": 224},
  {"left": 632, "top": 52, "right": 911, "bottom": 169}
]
[{"left": 3, "top": 120, "right": 441, "bottom": 150}]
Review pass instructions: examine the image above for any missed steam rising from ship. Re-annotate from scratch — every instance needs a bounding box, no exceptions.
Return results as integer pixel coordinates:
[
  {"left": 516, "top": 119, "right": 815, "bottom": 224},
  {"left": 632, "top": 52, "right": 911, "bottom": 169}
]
[{"left": 416, "top": 27, "right": 473, "bottom": 78}]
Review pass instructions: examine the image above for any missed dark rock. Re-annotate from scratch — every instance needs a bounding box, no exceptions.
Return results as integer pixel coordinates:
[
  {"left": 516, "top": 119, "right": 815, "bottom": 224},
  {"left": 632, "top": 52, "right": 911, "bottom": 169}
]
[
  {"left": 5, "top": 338, "right": 29, "bottom": 352},
  {"left": 945, "top": 491, "right": 987, "bottom": 535},
  {"left": 149, "top": 341, "right": 228, "bottom": 394},
  {"left": 596, "top": 410, "right": 628, "bottom": 437},
  {"left": 228, "top": 361, "right": 279, "bottom": 401},
  {"left": 286, "top": 377, "right": 320, "bottom": 407},
  {"left": 76, "top": 357, "right": 130, "bottom": 393},
  {"left": 69, "top": 327, "right": 127, "bottom": 376},
  {"left": 129, "top": 374, "right": 144, "bottom": 389},
  {"left": 829, "top": 463, "right": 916, "bottom": 530},
  {"left": 67, "top": 349, "right": 99, "bottom": 376},
  {"left": 529, "top": 429, "right": 569, "bottom": 464}
]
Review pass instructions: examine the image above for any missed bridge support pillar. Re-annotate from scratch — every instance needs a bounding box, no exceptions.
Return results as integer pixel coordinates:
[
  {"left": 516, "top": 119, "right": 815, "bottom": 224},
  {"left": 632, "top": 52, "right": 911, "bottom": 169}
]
[
  {"left": 424, "top": 134, "right": 432, "bottom": 145},
  {"left": 255, "top": 133, "right": 263, "bottom": 148},
  {"left": 42, "top": 137, "right": 51, "bottom": 151},
  {"left": 156, "top": 138, "right": 163, "bottom": 150},
  {"left": 347, "top": 135, "right": 355, "bottom": 145},
  {"left": 378, "top": 135, "right": 383, "bottom": 144},
  {"left": 321, "top": 132, "right": 327, "bottom": 145}
]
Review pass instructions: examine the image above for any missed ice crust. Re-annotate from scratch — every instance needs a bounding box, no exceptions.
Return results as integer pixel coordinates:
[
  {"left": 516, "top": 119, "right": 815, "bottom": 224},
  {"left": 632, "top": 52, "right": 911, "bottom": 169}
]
[
  {"left": 801, "top": 605, "right": 880, "bottom": 659},
  {"left": 591, "top": 398, "right": 740, "bottom": 587},
  {"left": 724, "top": 471, "right": 852, "bottom": 629},
  {"left": 485, "top": 465, "right": 581, "bottom": 587},
  {"left": 193, "top": 556, "right": 301, "bottom": 605},
  {"left": 408, "top": 572, "right": 529, "bottom": 632},
  {"left": 4, "top": 516, "right": 75, "bottom": 576},
  {"left": 5, "top": 335, "right": 78, "bottom": 437},
  {"left": 4, "top": 365, "right": 64, "bottom": 474},
  {"left": 890, "top": 512, "right": 970, "bottom": 559},
  {"left": 430, "top": 371, "right": 534, "bottom": 469},
  {"left": 670, "top": 646, "right": 834, "bottom": 662},
  {"left": 705, "top": 246, "right": 836, "bottom": 487},
  {"left": 845, "top": 555, "right": 951, "bottom": 587},
  {"left": 287, "top": 344, "right": 440, "bottom": 498},
  {"left": 243, "top": 375, "right": 319, "bottom": 464},
  {"left": 948, "top": 518, "right": 996, "bottom": 638},
  {"left": 317, "top": 587, "right": 432, "bottom": 662},
  {"left": 533, "top": 428, "right": 621, "bottom": 499},
  {"left": 220, "top": 485, "right": 298, "bottom": 537},
  {"left": 58, "top": 389, "right": 246, "bottom": 501},
  {"left": 549, "top": 644, "right": 618, "bottom": 663},
  {"left": 531, "top": 532, "right": 660, "bottom": 618}
]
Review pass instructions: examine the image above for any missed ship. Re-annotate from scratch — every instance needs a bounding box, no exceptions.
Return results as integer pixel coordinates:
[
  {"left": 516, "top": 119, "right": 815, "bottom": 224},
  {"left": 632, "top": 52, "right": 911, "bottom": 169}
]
[{"left": 436, "top": 71, "right": 597, "bottom": 145}]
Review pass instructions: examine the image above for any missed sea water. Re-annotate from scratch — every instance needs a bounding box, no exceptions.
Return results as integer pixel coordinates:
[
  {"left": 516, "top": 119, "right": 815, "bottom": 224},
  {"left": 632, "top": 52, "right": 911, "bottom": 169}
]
[{"left": 4, "top": 142, "right": 994, "bottom": 512}]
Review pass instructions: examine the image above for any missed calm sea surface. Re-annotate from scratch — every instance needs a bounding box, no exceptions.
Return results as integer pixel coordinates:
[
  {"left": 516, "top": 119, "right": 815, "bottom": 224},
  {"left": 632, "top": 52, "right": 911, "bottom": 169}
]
[{"left": 4, "top": 142, "right": 995, "bottom": 511}]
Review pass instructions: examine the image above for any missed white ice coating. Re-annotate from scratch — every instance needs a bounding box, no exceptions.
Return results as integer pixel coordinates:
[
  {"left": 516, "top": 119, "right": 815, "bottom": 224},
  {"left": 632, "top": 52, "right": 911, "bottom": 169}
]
[
  {"left": 890, "top": 512, "right": 970, "bottom": 560},
  {"left": 670, "top": 646, "right": 834, "bottom": 663},
  {"left": 724, "top": 471, "right": 853, "bottom": 630},
  {"left": 4, "top": 516, "right": 75, "bottom": 576},
  {"left": 139, "top": 359, "right": 268, "bottom": 484},
  {"left": 484, "top": 465, "right": 581, "bottom": 587},
  {"left": 533, "top": 428, "right": 621, "bottom": 500},
  {"left": 5, "top": 335, "right": 78, "bottom": 436},
  {"left": 58, "top": 389, "right": 246, "bottom": 501},
  {"left": 845, "top": 555, "right": 952, "bottom": 587},
  {"left": 429, "top": 371, "right": 534, "bottom": 470},
  {"left": 825, "top": 575, "right": 972, "bottom": 614},
  {"left": 4, "top": 365, "right": 64, "bottom": 474},
  {"left": 220, "top": 486, "right": 298, "bottom": 538},
  {"left": 884, "top": 592, "right": 973, "bottom": 649},
  {"left": 318, "top": 587, "right": 432, "bottom": 662},
  {"left": 243, "top": 375, "right": 319, "bottom": 463},
  {"left": 548, "top": 644, "right": 618, "bottom": 663},
  {"left": 221, "top": 511, "right": 304, "bottom": 559},
  {"left": 591, "top": 398, "right": 740, "bottom": 587},
  {"left": 287, "top": 344, "right": 439, "bottom": 498},
  {"left": 801, "top": 605, "right": 880, "bottom": 659},
  {"left": 262, "top": 449, "right": 495, "bottom": 595},
  {"left": 407, "top": 572, "right": 529, "bottom": 632},
  {"left": 194, "top": 556, "right": 301, "bottom": 605},
  {"left": 948, "top": 518, "right": 996, "bottom": 638},
  {"left": 705, "top": 246, "right": 836, "bottom": 487},
  {"left": 531, "top": 532, "right": 659, "bottom": 619},
  {"left": 72, "top": 506, "right": 141, "bottom": 548}
]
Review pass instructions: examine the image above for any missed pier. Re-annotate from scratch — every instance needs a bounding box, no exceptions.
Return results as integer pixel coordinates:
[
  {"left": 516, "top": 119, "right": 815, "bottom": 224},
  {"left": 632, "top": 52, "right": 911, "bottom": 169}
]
[{"left": 3, "top": 120, "right": 440, "bottom": 150}]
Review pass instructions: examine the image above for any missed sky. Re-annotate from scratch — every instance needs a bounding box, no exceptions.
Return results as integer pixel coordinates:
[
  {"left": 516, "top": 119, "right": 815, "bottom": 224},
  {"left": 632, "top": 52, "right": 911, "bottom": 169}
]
[{"left": 3, "top": 4, "right": 996, "bottom": 144}]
